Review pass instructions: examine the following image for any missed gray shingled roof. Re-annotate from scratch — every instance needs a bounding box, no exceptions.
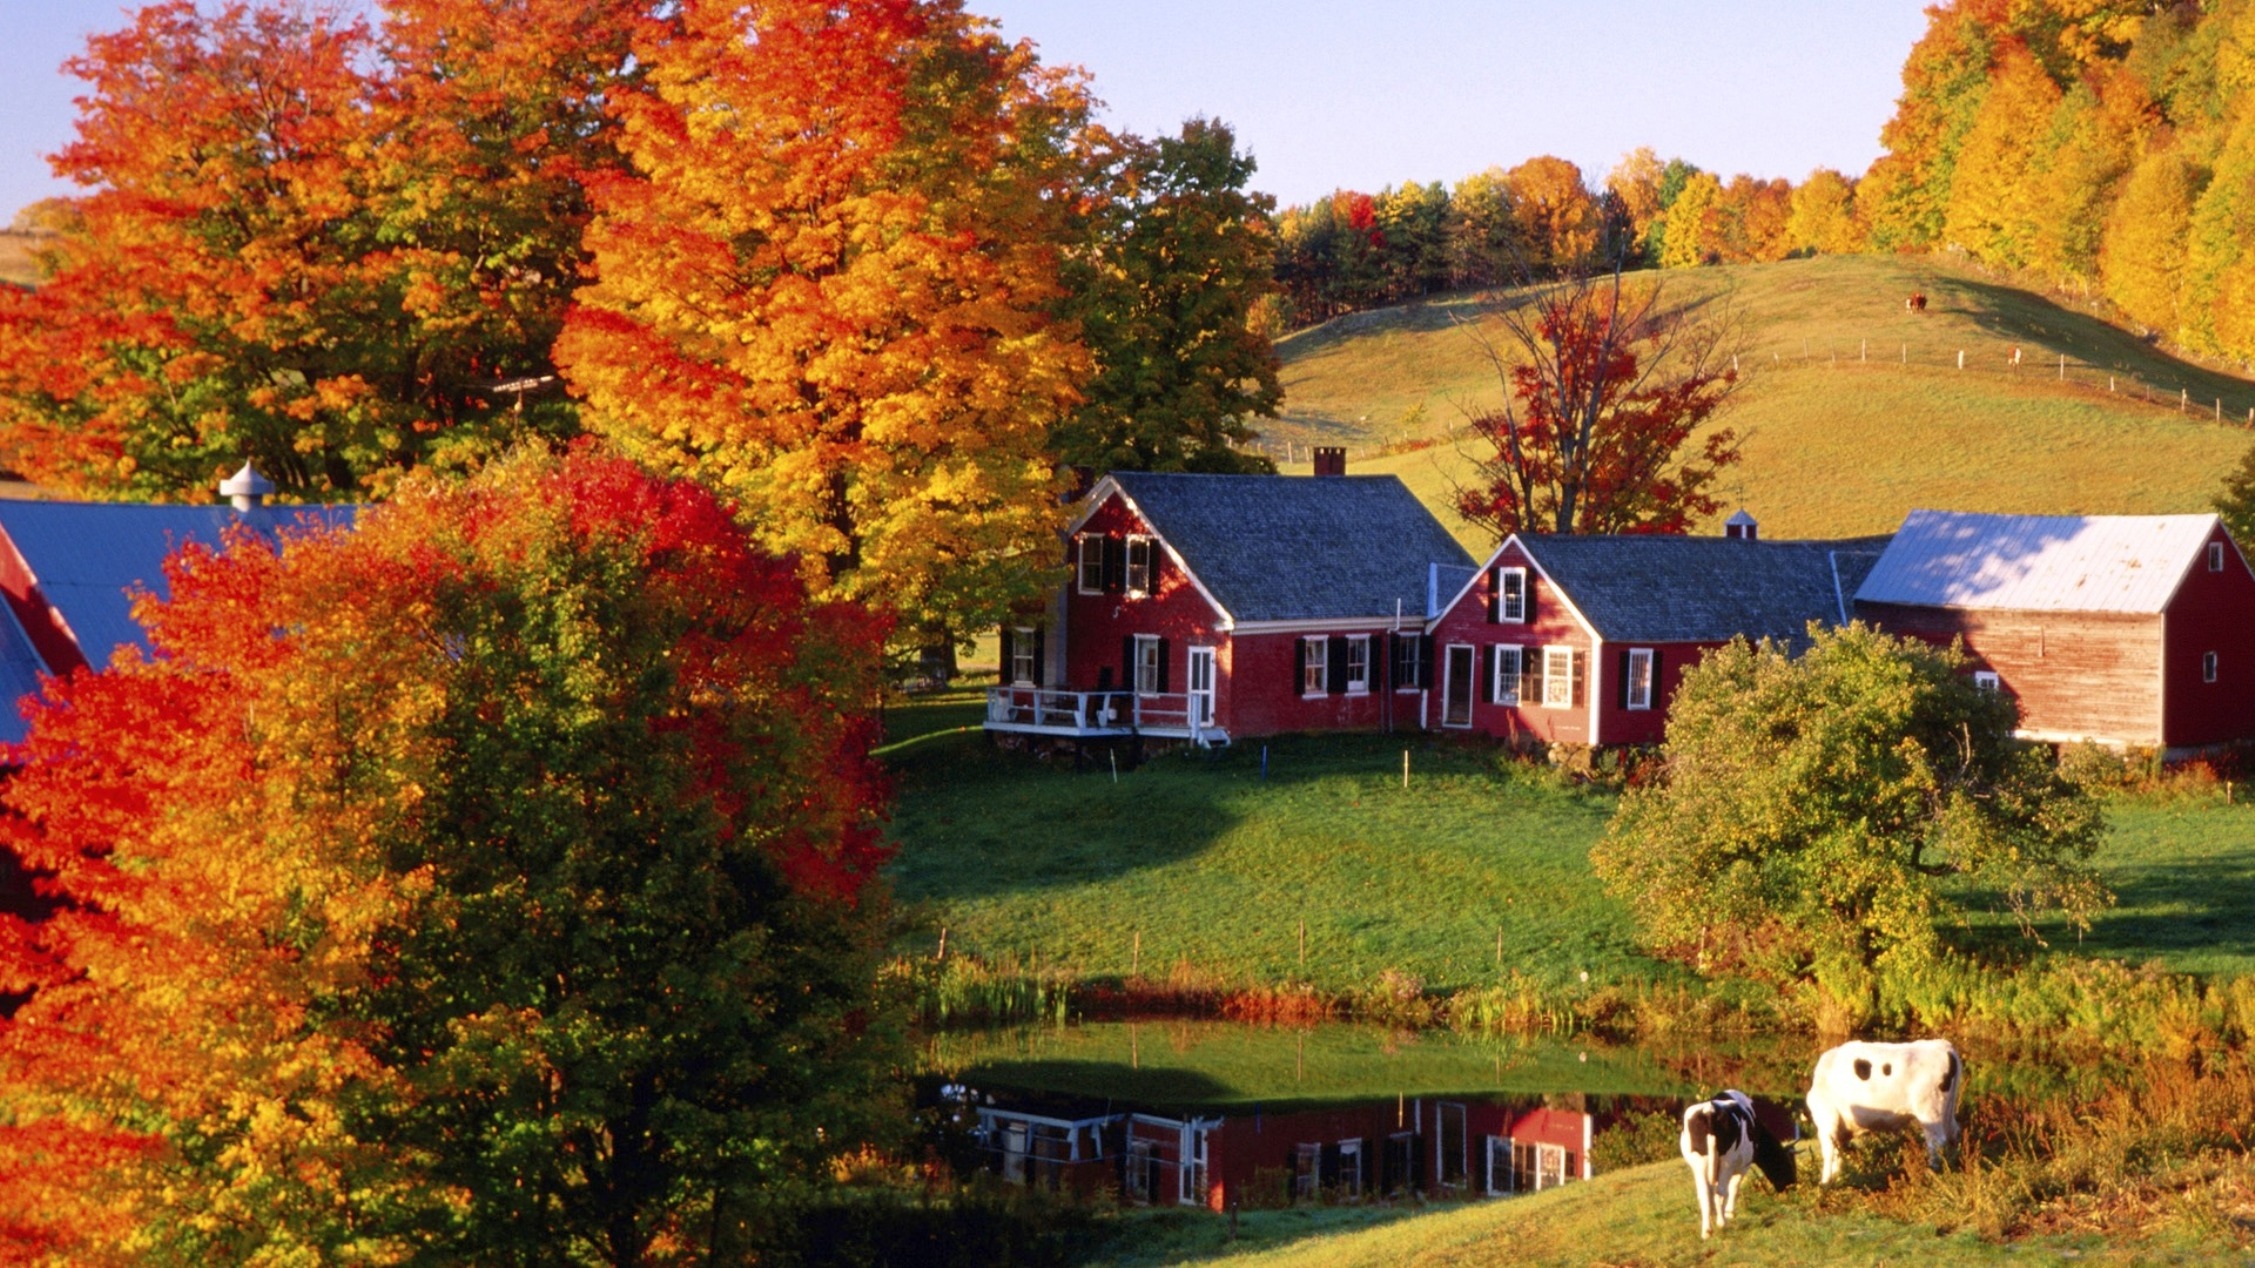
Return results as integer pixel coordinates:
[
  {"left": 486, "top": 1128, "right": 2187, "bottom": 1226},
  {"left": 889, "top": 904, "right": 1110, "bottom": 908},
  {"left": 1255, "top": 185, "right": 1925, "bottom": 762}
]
[
  {"left": 1520, "top": 533, "right": 1893, "bottom": 644},
  {"left": 1105, "top": 473, "right": 1475, "bottom": 623}
]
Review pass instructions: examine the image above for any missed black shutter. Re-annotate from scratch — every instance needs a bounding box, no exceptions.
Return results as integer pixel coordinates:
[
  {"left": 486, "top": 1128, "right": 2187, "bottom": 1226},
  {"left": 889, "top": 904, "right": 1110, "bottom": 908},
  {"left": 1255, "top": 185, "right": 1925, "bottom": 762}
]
[
  {"left": 1569, "top": 648, "right": 1583, "bottom": 706},
  {"left": 1483, "top": 645, "right": 1497, "bottom": 704},
  {"left": 1031, "top": 628, "right": 1046, "bottom": 687},
  {"left": 1418, "top": 636, "right": 1435, "bottom": 690},
  {"left": 1525, "top": 574, "right": 1538, "bottom": 624},
  {"left": 999, "top": 627, "right": 1016, "bottom": 682},
  {"left": 1618, "top": 649, "right": 1632, "bottom": 709},
  {"left": 1103, "top": 536, "right": 1123, "bottom": 592},
  {"left": 1155, "top": 637, "right": 1170, "bottom": 693},
  {"left": 1147, "top": 539, "right": 1165, "bottom": 591},
  {"left": 1123, "top": 635, "right": 1136, "bottom": 691},
  {"left": 1294, "top": 637, "right": 1308, "bottom": 695},
  {"left": 1327, "top": 635, "right": 1350, "bottom": 694},
  {"left": 1651, "top": 649, "right": 1664, "bottom": 707},
  {"left": 1487, "top": 567, "right": 1500, "bottom": 623}
]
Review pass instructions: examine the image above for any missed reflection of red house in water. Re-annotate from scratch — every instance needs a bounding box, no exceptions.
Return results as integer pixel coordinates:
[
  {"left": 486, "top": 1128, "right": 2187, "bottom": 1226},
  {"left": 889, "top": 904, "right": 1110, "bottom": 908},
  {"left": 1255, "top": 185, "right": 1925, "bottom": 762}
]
[{"left": 974, "top": 1094, "right": 1595, "bottom": 1209}]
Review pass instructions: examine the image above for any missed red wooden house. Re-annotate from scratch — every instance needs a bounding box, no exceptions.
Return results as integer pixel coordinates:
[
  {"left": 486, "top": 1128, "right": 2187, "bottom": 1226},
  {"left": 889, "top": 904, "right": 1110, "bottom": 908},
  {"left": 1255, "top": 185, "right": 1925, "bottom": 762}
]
[
  {"left": 986, "top": 462, "right": 1475, "bottom": 746},
  {"left": 1424, "top": 516, "right": 1888, "bottom": 745},
  {"left": 1854, "top": 509, "right": 2255, "bottom": 752}
]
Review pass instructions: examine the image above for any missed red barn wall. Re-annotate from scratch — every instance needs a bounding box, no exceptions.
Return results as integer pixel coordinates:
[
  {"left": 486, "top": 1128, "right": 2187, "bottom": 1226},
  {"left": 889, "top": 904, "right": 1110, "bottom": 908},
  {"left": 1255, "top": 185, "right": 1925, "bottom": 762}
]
[
  {"left": 1589, "top": 639, "right": 1720, "bottom": 747},
  {"left": 1224, "top": 628, "right": 1403, "bottom": 738},
  {"left": 1856, "top": 601, "right": 2163, "bottom": 745},
  {"left": 1426, "top": 542, "right": 1594, "bottom": 744},
  {"left": 1061, "top": 493, "right": 1228, "bottom": 696},
  {"left": 1200, "top": 1099, "right": 1591, "bottom": 1210},
  {"left": 2161, "top": 524, "right": 2255, "bottom": 747}
]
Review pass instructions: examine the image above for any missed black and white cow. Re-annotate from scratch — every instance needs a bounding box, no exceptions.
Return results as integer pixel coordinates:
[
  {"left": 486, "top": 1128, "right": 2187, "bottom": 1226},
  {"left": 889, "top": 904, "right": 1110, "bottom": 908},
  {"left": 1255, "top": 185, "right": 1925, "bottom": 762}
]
[
  {"left": 1678, "top": 1090, "right": 1795, "bottom": 1239},
  {"left": 1805, "top": 1038, "right": 1963, "bottom": 1184}
]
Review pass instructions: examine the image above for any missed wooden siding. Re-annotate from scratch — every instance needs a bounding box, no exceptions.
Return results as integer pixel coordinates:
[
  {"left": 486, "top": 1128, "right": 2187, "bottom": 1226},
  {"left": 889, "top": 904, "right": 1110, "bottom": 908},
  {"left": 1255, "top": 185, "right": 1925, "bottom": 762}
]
[
  {"left": 2160, "top": 522, "right": 2255, "bottom": 747},
  {"left": 1857, "top": 601, "right": 2164, "bottom": 745},
  {"left": 1425, "top": 541, "right": 1594, "bottom": 744}
]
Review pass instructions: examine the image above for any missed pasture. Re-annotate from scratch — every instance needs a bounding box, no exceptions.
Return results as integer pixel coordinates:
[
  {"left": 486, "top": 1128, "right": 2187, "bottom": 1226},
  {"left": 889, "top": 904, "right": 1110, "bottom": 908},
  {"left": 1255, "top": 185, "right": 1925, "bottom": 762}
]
[
  {"left": 884, "top": 699, "right": 2255, "bottom": 993},
  {"left": 1270, "top": 255, "right": 2255, "bottom": 549}
]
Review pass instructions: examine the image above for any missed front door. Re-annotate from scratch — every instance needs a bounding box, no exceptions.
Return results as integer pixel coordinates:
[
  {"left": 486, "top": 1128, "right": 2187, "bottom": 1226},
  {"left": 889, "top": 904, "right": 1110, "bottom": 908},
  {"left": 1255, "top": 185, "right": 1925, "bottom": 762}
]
[
  {"left": 1443, "top": 643, "right": 1476, "bottom": 728},
  {"left": 1187, "top": 646, "right": 1216, "bottom": 728}
]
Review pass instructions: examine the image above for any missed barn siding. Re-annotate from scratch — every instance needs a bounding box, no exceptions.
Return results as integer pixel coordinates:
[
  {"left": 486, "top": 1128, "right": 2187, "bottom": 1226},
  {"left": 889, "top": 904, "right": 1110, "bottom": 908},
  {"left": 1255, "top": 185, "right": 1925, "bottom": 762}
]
[
  {"left": 1225, "top": 628, "right": 1400, "bottom": 737},
  {"left": 1856, "top": 601, "right": 2164, "bottom": 745},
  {"left": 1061, "top": 492, "right": 1230, "bottom": 703},
  {"left": 2160, "top": 524, "right": 2255, "bottom": 747},
  {"left": 1590, "top": 639, "right": 1722, "bottom": 746},
  {"left": 1425, "top": 541, "right": 1594, "bottom": 744}
]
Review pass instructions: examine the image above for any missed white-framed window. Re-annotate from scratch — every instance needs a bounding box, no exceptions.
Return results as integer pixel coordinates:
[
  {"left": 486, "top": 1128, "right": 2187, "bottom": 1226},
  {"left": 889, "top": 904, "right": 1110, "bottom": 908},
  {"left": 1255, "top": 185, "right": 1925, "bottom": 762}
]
[
  {"left": 1484, "top": 1135, "right": 1512, "bottom": 1196},
  {"left": 1498, "top": 567, "right": 1529, "bottom": 623},
  {"left": 2204, "top": 651, "right": 2219, "bottom": 684},
  {"left": 1625, "top": 648, "right": 1655, "bottom": 710},
  {"left": 1010, "top": 626, "right": 1037, "bottom": 686},
  {"left": 1134, "top": 634, "right": 1163, "bottom": 695},
  {"left": 1973, "top": 670, "right": 2000, "bottom": 692},
  {"left": 1393, "top": 634, "right": 1425, "bottom": 691},
  {"left": 1302, "top": 636, "right": 1328, "bottom": 696},
  {"left": 1493, "top": 644, "right": 1523, "bottom": 705},
  {"left": 1292, "top": 1143, "right": 1321, "bottom": 1202},
  {"left": 1075, "top": 534, "right": 1104, "bottom": 594},
  {"left": 2212, "top": 541, "right": 2227, "bottom": 572},
  {"left": 1345, "top": 635, "right": 1371, "bottom": 693},
  {"left": 1336, "top": 1138, "right": 1364, "bottom": 1199},
  {"left": 1125, "top": 534, "right": 1154, "bottom": 596},
  {"left": 1541, "top": 646, "right": 1576, "bottom": 709}
]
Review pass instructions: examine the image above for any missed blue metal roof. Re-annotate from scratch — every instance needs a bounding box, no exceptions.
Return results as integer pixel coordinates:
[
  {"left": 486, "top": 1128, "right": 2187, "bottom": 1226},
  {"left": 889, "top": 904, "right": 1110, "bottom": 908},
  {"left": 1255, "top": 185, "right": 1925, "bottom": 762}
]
[
  {"left": 0, "top": 599, "right": 49, "bottom": 746},
  {"left": 0, "top": 502, "right": 357, "bottom": 672}
]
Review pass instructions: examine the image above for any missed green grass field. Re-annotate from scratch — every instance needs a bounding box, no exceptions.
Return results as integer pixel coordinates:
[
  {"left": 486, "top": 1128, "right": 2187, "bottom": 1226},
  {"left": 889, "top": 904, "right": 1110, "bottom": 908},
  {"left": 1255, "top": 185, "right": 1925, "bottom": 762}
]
[
  {"left": 1086, "top": 1152, "right": 2236, "bottom": 1267},
  {"left": 887, "top": 712, "right": 2255, "bottom": 992},
  {"left": 1270, "top": 256, "right": 2255, "bottom": 548}
]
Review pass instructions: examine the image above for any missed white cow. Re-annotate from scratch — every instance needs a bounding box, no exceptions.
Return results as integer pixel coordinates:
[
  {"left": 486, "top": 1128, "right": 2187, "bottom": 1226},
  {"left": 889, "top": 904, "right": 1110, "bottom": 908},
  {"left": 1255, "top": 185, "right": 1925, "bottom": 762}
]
[
  {"left": 1805, "top": 1038, "right": 1963, "bottom": 1184},
  {"left": 1678, "top": 1090, "right": 1794, "bottom": 1239}
]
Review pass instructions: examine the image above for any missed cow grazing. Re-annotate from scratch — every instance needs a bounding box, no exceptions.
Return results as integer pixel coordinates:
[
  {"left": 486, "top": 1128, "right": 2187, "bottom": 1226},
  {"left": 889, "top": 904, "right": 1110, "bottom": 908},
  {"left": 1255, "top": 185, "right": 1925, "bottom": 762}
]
[
  {"left": 1679, "top": 1090, "right": 1795, "bottom": 1239},
  {"left": 1805, "top": 1038, "right": 1963, "bottom": 1184}
]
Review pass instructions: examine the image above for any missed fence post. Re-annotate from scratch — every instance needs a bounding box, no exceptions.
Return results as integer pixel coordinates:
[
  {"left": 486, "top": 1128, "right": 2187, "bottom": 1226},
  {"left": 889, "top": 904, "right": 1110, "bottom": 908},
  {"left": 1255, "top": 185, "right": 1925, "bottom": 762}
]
[
  {"left": 1957, "top": 349, "right": 1964, "bottom": 370},
  {"left": 1861, "top": 339, "right": 1868, "bottom": 362},
  {"left": 2182, "top": 388, "right": 2189, "bottom": 414},
  {"left": 2059, "top": 354, "right": 2065, "bottom": 381},
  {"left": 1901, "top": 343, "right": 1907, "bottom": 364},
  {"left": 2110, "top": 376, "right": 2116, "bottom": 393}
]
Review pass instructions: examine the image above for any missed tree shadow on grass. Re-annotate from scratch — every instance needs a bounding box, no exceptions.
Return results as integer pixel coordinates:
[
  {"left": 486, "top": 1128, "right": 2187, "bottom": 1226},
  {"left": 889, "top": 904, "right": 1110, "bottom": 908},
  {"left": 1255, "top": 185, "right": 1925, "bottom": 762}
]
[
  {"left": 1942, "top": 276, "right": 2255, "bottom": 401},
  {"left": 1948, "top": 851, "right": 2255, "bottom": 970}
]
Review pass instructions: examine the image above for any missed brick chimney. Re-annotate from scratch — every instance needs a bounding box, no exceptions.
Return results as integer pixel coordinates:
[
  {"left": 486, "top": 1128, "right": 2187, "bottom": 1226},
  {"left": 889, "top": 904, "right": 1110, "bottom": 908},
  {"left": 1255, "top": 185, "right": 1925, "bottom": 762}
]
[
  {"left": 1312, "top": 446, "right": 1347, "bottom": 477},
  {"left": 1724, "top": 508, "right": 1758, "bottom": 541}
]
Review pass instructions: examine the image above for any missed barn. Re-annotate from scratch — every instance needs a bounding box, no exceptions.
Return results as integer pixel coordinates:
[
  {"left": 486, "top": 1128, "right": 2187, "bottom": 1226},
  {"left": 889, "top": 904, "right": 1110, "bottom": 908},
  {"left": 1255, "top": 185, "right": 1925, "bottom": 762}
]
[
  {"left": 1425, "top": 515, "right": 1888, "bottom": 745},
  {"left": 1853, "top": 509, "right": 2255, "bottom": 751},
  {"left": 985, "top": 456, "right": 1475, "bottom": 746}
]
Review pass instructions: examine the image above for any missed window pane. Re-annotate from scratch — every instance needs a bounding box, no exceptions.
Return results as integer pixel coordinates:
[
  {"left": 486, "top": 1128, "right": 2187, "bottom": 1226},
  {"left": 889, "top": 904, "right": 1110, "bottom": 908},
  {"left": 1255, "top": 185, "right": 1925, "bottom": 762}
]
[
  {"left": 1347, "top": 636, "right": 1369, "bottom": 689},
  {"left": 1127, "top": 537, "right": 1152, "bottom": 593},
  {"left": 1544, "top": 648, "right": 1574, "bottom": 708},
  {"left": 1303, "top": 638, "right": 1326, "bottom": 695}
]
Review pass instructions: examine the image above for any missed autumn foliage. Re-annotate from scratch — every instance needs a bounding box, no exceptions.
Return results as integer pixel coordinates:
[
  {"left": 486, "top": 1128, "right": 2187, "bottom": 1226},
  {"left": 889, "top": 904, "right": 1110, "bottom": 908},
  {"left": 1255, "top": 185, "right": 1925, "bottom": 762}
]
[
  {"left": 0, "top": 446, "right": 897, "bottom": 1264},
  {"left": 1455, "top": 276, "right": 1742, "bottom": 539}
]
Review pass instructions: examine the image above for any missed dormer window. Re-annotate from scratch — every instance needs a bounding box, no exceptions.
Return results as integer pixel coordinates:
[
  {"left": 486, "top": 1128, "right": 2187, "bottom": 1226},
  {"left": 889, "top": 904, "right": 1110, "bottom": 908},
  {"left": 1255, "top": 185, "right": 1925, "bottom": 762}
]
[
  {"left": 2205, "top": 652, "right": 2219, "bottom": 684},
  {"left": 1497, "top": 568, "right": 1528, "bottom": 623},
  {"left": 1125, "top": 535, "right": 1154, "bottom": 596},
  {"left": 2211, "top": 542, "right": 2227, "bottom": 573},
  {"left": 1076, "top": 534, "right": 1104, "bottom": 594}
]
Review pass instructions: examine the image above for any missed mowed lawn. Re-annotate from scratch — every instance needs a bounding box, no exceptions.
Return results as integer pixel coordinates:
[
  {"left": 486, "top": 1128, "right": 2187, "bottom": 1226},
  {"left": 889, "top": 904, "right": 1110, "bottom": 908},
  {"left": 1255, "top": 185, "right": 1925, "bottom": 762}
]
[
  {"left": 1273, "top": 255, "right": 2253, "bottom": 549},
  {"left": 886, "top": 710, "right": 2255, "bottom": 989},
  {"left": 1089, "top": 1154, "right": 2232, "bottom": 1267},
  {"left": 885, "top": 721, "right": 1638, "bottom": 995}
]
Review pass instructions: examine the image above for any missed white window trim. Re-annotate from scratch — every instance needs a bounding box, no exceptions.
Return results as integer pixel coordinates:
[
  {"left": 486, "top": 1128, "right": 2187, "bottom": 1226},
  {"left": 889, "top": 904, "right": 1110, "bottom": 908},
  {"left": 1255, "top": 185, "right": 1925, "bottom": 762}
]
[
  {"left": 1134, "top": 633, "right": 1163, "bottom": 696},
  {"left": 1973, "top": 670, "right": 2001, "bottom": 692},
  {"left": 1394, "top": 635, "right": 1424, "bottom": 692},
  {"left": 1493, "top": 643, "right": 1523, "bottom": 706},
  {"left": 1541, "top": 646, "right": 1575, "bottom": 710},
  {"left": 2211, "top": 542, "right": 2227, "bottom": 573},
  {"left": 1442, "top": 642, "right": 1477, "bottom": 728},
  {"left": 1344, "top": 634, "right": 1371, "bottom": 694},
  {"left": 1125, "top": 534, "right": 1154, "bottom": 597},
  {"left": 1625, "top": 647, "right": 1654, "bottom": 711},
  {"left": 2204, "top": 651, "right": 2219, "bottom": 684},
  {"left": 1498, "top": 567, "right": 1529, "bottom": 623},
  {"left": 1075, "top": 534, "right": 1104, "bottom": 595},
  {"left": 1010, "top": 625, "right": 1038, "bottom": 687},
  {"left": 1301, "top": 636, "right": 1328, "bottom": 697}
]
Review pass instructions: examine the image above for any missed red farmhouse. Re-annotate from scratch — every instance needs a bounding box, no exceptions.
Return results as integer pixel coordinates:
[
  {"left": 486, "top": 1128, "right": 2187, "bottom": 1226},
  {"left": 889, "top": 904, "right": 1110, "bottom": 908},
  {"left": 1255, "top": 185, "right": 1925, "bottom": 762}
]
[
  {"left": 1854, "top": 509, "right": 2255, "bottom": 752},
  {"left": 986, "top": 463, "right": 1474, "bottom": 746},
  {"left": 1424, "top": 515, "right": 1887, "bottom": 745}
]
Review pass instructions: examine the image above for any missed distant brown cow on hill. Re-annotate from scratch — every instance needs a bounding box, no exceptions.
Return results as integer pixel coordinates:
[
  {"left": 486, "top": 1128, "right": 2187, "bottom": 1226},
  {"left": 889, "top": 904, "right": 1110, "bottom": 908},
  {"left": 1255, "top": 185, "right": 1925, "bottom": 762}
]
[{"left": 1906, "top": 292, "right": 1928, "bottom": 314}]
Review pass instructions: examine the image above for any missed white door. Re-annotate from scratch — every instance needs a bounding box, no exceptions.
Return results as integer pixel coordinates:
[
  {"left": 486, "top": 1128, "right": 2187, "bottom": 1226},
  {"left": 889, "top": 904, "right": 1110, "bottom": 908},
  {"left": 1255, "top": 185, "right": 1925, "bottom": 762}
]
[{"left": 1187, "top": 646, "right": 1216, "bottom": 727}]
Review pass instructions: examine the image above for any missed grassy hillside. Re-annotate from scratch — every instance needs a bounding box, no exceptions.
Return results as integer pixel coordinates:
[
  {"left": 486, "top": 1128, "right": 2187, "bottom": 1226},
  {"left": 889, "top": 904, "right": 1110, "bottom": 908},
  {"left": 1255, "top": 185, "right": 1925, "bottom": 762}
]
[{"left": 1270, "top": 256, "right": 2255, "bottom": 548}]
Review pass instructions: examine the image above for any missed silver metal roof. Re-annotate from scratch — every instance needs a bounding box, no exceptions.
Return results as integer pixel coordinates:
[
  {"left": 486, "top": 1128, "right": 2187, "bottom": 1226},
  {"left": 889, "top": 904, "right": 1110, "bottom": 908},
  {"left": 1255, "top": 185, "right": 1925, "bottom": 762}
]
[{"left": 1855, "top": 509, "right": 2222, "bottom": 614}]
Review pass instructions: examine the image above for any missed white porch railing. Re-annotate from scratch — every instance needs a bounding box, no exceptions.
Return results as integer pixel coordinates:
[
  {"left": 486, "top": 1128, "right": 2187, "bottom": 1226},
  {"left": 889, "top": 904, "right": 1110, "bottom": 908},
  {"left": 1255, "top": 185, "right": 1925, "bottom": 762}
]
[{"left": 984, "top": 687, "right": 1224, "bottom": 744}]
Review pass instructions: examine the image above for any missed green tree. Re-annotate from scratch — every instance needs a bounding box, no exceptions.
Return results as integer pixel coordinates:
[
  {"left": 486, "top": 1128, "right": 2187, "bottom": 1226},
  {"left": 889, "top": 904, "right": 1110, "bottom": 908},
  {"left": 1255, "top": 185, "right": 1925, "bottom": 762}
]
[
  {"left": 1865, "top": 3, "right": 1996, "bottom": 251},
  {"left": 1658, "top": 172, "right": 1721, "bottom": 268},
  {"left": 1446, "top": 167, "right": 1520, "bottom": 288},
  {"left": 1592, "top": 624, "right": 2107, "bottom": 993},
  {"left": 2214, "top": 436, "right": 2255, "bottom": 547},
  {"left": 1055, "top": 117, "right": 1283, "bottom": 474}
]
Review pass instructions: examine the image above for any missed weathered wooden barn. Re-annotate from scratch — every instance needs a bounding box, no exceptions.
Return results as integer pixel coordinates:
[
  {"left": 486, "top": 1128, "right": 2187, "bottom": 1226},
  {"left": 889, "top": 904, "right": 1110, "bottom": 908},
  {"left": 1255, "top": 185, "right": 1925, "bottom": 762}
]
[
  {"left": 986, "top": 458, "right": 1474, "bottom": 746},
  {"left": 1854, "top": 509, "right": 2255, "bottom": 751},
  {"left": 1424, "top": 517, "right": 1888, "bottom": 745}
]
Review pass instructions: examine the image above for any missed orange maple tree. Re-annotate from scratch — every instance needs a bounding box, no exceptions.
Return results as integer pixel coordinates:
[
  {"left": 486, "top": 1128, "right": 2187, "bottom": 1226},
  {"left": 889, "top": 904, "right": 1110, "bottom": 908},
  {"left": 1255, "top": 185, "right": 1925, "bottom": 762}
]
[
  {"left": 0, "top": 445, "right": 896, "bottom": 1263},
  {"left": 556, "top": 0, "right": 1092, "bottom": 647}
]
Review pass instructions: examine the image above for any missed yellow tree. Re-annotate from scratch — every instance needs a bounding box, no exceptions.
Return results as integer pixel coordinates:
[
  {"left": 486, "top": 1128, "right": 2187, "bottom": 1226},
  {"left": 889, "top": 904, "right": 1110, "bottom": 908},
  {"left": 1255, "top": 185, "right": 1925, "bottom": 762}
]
[
  {"left": 2028, "top": 70, "right": 2147, "bottom": 289},
  {"left": 1659, "top": 172, "right": 1722, "bottom": 268},
  {"left": 2100, "top": 144, "right": 2209, "bottom": 336},
  {"left": 1943, "top": 40, "right": 2062, "bottom": 268},
  {"left": 2179, "top": 109, "right": 2255, "bottom": 358},
  {"left": 556, "top": 0, "right": 1090, "bottom": 647},
  {"left": 1505, "top": 156, "right": 1600, "bottom": 274},
  {"left": 1786, "top": 168, "right": 1862, "bottom": 255},
  {"left": 1604, "top": 147, "right": 1667, "bottom": 259}
]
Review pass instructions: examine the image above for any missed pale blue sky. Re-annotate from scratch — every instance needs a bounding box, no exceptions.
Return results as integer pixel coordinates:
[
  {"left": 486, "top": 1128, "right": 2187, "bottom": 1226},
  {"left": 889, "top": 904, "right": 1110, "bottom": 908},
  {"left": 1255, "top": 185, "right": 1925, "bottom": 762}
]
[{"left": 1, "top": 1, "right": 1930, "bottom": 223}]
